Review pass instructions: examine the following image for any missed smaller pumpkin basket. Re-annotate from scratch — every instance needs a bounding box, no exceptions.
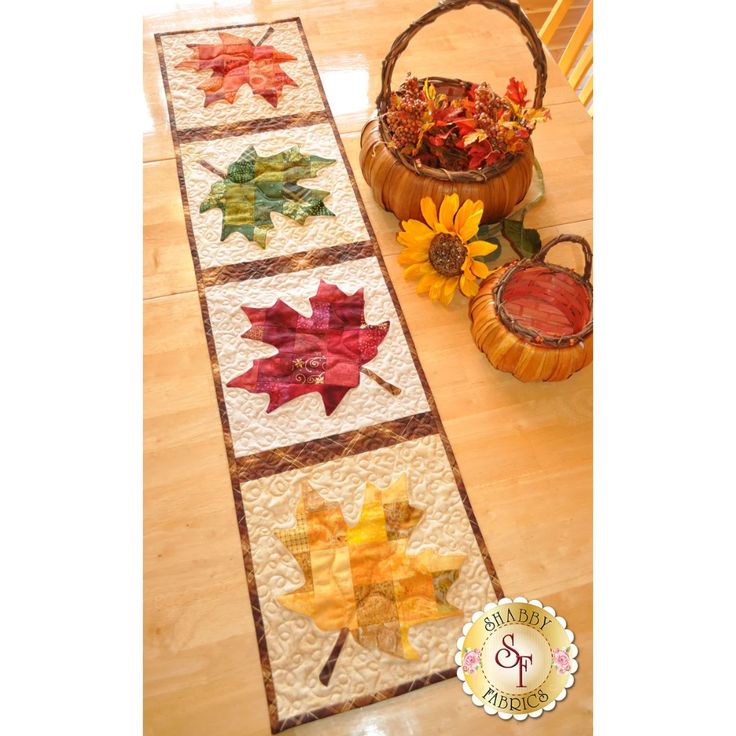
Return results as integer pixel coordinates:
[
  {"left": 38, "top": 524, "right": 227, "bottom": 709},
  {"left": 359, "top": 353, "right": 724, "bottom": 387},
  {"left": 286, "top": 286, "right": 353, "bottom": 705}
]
[
  {"left": 360, "top": 0, "right": 548, "bottom": 224},
  {"left": 469, "top": 235, "right": 593, "bottom": 382}
]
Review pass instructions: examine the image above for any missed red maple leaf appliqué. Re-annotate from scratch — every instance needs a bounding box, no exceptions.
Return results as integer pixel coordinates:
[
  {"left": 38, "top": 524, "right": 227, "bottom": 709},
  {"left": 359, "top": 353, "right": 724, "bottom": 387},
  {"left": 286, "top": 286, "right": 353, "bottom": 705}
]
[
  {"left": 227, "top": 281, "right": 401, "bottom": 416},
  {"left": 176, "top": 30, "right": 298, "bottom": 107}
]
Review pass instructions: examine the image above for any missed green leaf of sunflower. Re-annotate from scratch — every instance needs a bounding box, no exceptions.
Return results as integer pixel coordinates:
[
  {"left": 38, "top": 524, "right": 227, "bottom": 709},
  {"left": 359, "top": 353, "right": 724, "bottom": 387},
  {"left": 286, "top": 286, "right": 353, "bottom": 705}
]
[{"left": 501, "top": 218, "right": 542, "bottom": 259}]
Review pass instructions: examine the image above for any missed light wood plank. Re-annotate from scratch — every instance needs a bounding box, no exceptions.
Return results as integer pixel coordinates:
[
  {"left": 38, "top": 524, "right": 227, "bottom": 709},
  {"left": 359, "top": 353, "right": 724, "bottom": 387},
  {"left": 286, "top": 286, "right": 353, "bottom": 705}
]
[{"left": 143, "top": 161, "right": 197, "bottom": 299}]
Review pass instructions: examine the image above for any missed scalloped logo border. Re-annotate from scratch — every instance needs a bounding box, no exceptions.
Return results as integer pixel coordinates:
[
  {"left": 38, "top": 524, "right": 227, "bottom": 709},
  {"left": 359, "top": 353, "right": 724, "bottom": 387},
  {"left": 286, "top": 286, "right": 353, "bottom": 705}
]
[{"left": 455, "top": 596, "right": 578, "bottom": 721}]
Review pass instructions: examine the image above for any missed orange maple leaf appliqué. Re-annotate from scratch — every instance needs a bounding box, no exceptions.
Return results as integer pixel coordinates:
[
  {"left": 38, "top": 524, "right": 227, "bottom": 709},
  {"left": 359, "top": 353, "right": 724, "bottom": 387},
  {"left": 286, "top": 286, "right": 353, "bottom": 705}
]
[
  {"left": 176, "top": 30, "right": 298, "bottom": 107},
  {"left": 274, "top": 474, "right": 466, "bottom": 685}
]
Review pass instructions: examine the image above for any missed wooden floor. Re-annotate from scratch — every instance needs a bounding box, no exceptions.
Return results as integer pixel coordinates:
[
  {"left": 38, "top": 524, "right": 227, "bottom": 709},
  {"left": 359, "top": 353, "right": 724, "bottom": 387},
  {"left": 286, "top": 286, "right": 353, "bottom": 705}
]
[{"left": 143, "top": 2, "right": 592, "bottom": 734}]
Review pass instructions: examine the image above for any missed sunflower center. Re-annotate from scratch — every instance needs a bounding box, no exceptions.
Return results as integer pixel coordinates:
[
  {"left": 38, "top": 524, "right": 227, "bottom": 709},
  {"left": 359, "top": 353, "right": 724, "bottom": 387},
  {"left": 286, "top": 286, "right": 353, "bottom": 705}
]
[{"left": 428, "top": 233, "right": 466, "bottom": 277}]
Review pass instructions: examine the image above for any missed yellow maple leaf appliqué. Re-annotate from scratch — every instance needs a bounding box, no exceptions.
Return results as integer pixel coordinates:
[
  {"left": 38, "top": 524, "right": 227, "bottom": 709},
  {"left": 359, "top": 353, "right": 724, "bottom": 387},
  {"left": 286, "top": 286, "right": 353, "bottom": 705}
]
[{"left": 274, "top": 474, "right": 466, "bottom": 685}]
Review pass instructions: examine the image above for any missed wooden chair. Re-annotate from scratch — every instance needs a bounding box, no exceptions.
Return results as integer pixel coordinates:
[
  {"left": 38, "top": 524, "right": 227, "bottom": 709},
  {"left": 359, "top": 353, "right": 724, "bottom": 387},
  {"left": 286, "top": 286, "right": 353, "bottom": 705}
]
[{"left": 539, "top": 0, "right": 593, "bottom": 116}]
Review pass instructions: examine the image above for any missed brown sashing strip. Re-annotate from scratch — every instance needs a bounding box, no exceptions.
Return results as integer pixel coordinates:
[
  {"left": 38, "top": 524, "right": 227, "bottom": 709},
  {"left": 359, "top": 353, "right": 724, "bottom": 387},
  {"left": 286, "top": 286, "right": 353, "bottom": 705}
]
[
  {"left": 178, "top": 109, "right": 330, "bottom": 143},
  {"left": 236, "top": 411, "right": 437, "bottom": 482},
  {"left": 155, "top": 16, "right": 504, "bottom": 734},
  {"left": 201, "top": 240, "right": 375, "bottom": 287}
]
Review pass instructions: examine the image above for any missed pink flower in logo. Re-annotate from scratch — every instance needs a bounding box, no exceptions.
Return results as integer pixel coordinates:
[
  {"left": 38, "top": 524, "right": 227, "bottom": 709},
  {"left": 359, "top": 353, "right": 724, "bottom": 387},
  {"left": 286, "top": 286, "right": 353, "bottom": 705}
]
[
  {"left": 462, "top": 648, "right": 481, "bottom": 675},
  {"left": 552, "top": 647, "right": 571, "bottom": 674}
]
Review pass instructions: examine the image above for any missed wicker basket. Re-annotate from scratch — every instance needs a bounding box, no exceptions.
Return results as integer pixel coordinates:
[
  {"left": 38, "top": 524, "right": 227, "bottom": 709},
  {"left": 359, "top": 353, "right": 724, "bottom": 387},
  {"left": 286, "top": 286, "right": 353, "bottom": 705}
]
[
  {"left": 469, "top": 235, "right": 593, "bottom": 382},
  {"left": 359, "top": 0, "right": 548, "bottom": 224}
]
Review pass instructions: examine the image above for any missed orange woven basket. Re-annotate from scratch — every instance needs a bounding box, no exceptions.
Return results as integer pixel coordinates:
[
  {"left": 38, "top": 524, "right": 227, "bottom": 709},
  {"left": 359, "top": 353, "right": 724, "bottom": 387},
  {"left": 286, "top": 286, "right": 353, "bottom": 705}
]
[
  {"left": 469, "top": 235, "right": 593, "bottom": 382},
  {"left": 359, "top": 0, "right": 548, "bottom": 224}
]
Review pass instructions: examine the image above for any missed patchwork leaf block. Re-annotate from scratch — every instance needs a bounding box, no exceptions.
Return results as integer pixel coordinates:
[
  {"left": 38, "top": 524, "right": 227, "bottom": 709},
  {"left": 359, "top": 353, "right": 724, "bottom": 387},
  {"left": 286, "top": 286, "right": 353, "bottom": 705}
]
[{"left": 275, "top": 474, "right": 465, "bottom": 683}]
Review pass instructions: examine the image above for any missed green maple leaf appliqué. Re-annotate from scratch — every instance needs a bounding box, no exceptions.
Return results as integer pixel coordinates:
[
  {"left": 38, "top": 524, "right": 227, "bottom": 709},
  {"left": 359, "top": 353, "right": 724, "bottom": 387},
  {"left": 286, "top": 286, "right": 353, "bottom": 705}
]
[{"left": 199, "top": 145, "right": 336, "bottom": 247}]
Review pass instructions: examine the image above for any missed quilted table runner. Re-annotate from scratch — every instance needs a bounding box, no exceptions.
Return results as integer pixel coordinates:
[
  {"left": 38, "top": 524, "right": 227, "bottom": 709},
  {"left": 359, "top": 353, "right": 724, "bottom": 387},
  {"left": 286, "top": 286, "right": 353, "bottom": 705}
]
[{"left": 156, "top": 17, "right": 503, "bottom": 732}]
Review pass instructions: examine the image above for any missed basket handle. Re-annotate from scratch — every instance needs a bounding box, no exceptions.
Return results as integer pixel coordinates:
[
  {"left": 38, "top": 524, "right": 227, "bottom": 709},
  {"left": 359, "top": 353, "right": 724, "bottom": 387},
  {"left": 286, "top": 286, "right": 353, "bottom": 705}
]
[
  {"left": 535, "top": 234, "right": 593, "bottom": 282},
  {"left": 377, "top": 0, "right": 548, "bottom": 115}
]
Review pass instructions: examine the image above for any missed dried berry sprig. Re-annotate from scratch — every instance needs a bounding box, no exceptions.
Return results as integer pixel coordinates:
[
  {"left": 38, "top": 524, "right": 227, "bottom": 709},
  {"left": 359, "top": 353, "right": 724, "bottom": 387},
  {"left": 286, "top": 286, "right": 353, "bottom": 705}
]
[{"left": 384, "top": 75, "right": 550, "bottom": 170}]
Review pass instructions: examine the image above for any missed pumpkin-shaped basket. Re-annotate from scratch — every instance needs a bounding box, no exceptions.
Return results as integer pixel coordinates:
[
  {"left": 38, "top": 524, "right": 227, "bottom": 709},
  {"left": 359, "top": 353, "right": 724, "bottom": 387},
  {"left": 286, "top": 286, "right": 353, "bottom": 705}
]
[
  {"left": 359, "top": 0, "right": 548, "bottom": 224},
  {"left": 469, "top": 235, "right": 593, "bottom": 382}
]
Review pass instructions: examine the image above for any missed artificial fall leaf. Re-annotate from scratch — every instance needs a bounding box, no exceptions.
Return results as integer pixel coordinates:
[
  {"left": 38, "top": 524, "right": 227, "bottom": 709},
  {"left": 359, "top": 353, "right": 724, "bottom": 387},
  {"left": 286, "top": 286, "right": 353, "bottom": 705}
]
[
  {"left": 462, "top": 130, "right": 487, "bottom": 146},
  {"left": 505, "top": 77, "right": 529, "bottom": 107},
  {"left": 175, "top": 31, "right": 297, "bottom": 107},
  {"left": 274, "top": 474, "right": 466, "bottom": 684},
  {"left": 526, "top": 107, "right": 552, "bottom": 123},
  {"left": 199, "top": 146, "right": 336, "bottom": 247},
  {"left": 226, "top": 280, "right": 400, "bottom": 416}
]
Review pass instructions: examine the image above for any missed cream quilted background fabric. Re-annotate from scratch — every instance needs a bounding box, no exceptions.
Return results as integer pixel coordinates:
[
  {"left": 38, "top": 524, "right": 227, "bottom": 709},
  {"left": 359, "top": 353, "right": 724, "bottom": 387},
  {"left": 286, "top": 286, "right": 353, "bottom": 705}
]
[
  {"left": 180, "top": 124, "right": 370, "bottom": 269},
  {"left": 159, "top": 21, "right": 325, "bottom": 131},
  {"left": 241, "top": 434, "right": 497, "bottom": 721},
  {"left": 206, "top": 257, "right": 429, "bottom": 457}
]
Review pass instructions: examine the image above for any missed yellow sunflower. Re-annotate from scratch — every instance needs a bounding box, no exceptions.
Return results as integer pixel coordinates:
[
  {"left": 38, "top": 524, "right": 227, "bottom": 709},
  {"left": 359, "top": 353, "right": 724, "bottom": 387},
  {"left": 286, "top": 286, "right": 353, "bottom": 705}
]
[{"left": 397, "top": 194, "right": 498, "bottom": 304}]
